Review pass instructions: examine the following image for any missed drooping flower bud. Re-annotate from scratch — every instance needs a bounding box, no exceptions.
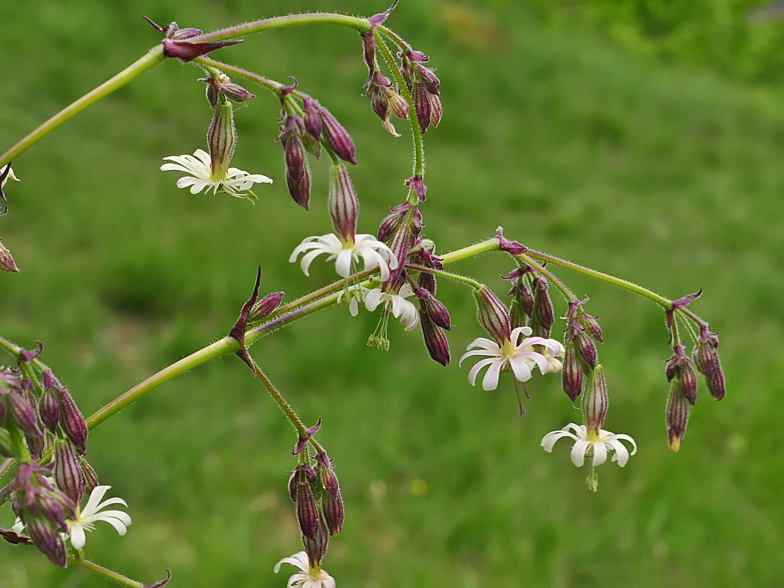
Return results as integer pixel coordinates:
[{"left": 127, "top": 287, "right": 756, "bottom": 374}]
[
  {"left": 666, "top": 379, "right": 690, "bottom": 452},
  {"left": 417, "top": 289, "right": 451, "bottom": 331},
  {"left": 413, "top": 80, "right": 431, "bottom": 134},
  {"left": 473, "top": 285, "right": 511, "bottom": 346},
  {"left": 319, "top": 465, "right": 344, "bottom": 536},
  {"left": 582, "top": 364, "right": 608, "bottom": 436},
  {"left": 574, "top": 331, "right": 597, "bottom": 371},
  {"left": 39, "top": 388, "right": 60, "bottom": 434},
  {"left": 295, "top": 480, "right": 319, "bottom": 541},
  {"left": 562, "top": 340, "right": 583, "bottom": 402},
  {"left": 7, "top": 392, "right": 43, "bottom": 447},
  {"left": 417, "top": 269, "right": 437, "bottom": 296},
  {"left": 428, "top": 92, "right": 443, "bottom": 128},
  {"left": 283, "top": 132, "right": 311, "bottom": 210},
  {"left": 54, "top": 439, "right": 85, "bottom": 504},
  {"left": 692, "top": 326, "right": 725, "bottom": 400},
  {"left": 530, "top": 277, "right": 555, "bottom": 338},
  {"left": 583, "top": 313, "right": 603, "bottom": 343},
  {"left": 24, "top": 517, "right": 67, "bottom": 568},
  {"left": 302, "top": 97, "right": 322, "bottom": 142},
  {"left": 665, "top": 345, "right": 698, "bottom": 405},
  {"left": 319, "top": 107, "right": 356, "bottom": 165},
  {"left": 302, "top": 511, "right": 329, "bottom": 567},
  {"left": 57, "top": 388, "right": 88, "bottom": 454},
  {"left": 377, "top": 202, "right": 410, "bottom": 243},
  {"left": 420, "top": 311, "right": 450, "bottom": 366},
  {"left": 388, "top": 89, "right": 410, "bottom": 120},
  {"left": 208, "top": 100, "right": 237, "bottom": 180},
  {"left": 328, "top": 164, "right": 359, "bottom": 243}
]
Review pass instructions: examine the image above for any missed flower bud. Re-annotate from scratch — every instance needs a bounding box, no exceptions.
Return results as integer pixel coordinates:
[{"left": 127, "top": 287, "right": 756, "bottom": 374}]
[
  {"left": 582, "top": 364, "right": 608, "bottom": 436},
  {"left": 302, "top": 511, "right": 329, "bottom": 567},
  {"left": 428, "top": 93, "right": 442, "bottom": 128},
  {"left": 692, "top": 328, "right": 725, "bottom": 400},
  {"left": 319, "top": 466, "right": 344, "bottom": 536},
  {"left": 80, "top": 457, "right": 100, "bottom": 495},
  {"left": 562, "top": 341, "right": 583, "bottom": 402},
  {"left": 665, "top": 346, "right": 698, "bottom": 405},
  {"left": 706, "top": 369, "right": 726, "bottom": 402},
  {"left": 7, "top": 392, "right": 43, "bottom": 445},
  {"left": 420, "top": 311, "right": 450, "bottom": 366},
  {"left": 319, "top": 107, "right": 356, "bottom": 165},
  {"left": 509, "top": 299, "right": 526, "bottom": 331},
  {"left": 583, "top": 314, "right": 603, "bottom": 343},
  {"left": 250, "top": 291, "right": 285, "bottom": 322},
  {"left": 377, "top": 203, "right": 408, "bottom": 243},
  {"left": 413, "top": 81, "right": 431, "bottom": 134},
  {"left": 417, "top": 269, "right": 437, "bottom": 296},
  {"left": 384, "top": 223, "right": 414, "bottom": 288},
  {"left": 530, "top": 277, "right": 555, "bottom": 338},
  {"left": 389, "top": 89, "right": 410, "bottom": 120},
  {"left": 473, "top": 285, "right": 511, "bottom": 346},
  {"left": 574, "top": 331, "right": 597, "bottom": 370},
  {"left": 666, "top": 379, "right": 690, "bottom": 452},
  {"left": 328, "top": 164, "right": 359, "bottom": 243},
  {"left": 54, "top": 439, "right": 85, "bottom": 504},
  {"left": 420, "top": 291, "right": 451, "bottom": 331},
  {"left": 39, "top": 388, "right": 60, "bottom": 434},
  {"left": 283, "top": 133, "right": 311, "bottom": 210},
  {"left": 25, "top": 517, "right": 67, "bottom": 568},
  {"left": 0, "top": 239, "right": 20, "bottom": 273},
  {"left": 302, "top": 98, "right": 322, "bottom": 142},
  {"left": 208, "top": 100, "right": 237, "bottom": 180},
  {"left": 57, "top": 388, "right": 88, "bottom": 454},
  {"left": 295, "top": 481, "right": 319, "bottom": 541}
]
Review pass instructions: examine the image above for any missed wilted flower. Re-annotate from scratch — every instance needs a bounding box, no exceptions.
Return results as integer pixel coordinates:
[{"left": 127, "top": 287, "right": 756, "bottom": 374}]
[
  {"left": 459, "top": 326, "right": 564, "bottom": 391},
  {"left": 541, "top": 423, "right": 637, "bottom": 467},
  {"left": 290, "top": 233, "right": 397, "bottom": 282},
  {"left": 364, "top": 283, "right": 419, "bottom": 331},
  {"left": 161, "top": 149, "right": 272, "bottom": 201},
  {"left": 67, "top": 485, "right": 131, "bottom": 549},
  {"left": 274, "top": 551, "right": 335, "bottom": 588}
]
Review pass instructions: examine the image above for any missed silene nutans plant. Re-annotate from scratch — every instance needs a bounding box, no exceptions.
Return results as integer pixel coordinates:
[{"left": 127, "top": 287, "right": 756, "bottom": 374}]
[{"left": 0, "top": 3, "right": 726, "bottom": 586}]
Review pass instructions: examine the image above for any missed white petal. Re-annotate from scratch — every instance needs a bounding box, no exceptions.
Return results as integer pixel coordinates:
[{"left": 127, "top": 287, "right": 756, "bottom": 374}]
[
  {"left": 69, "top": 525, "right": 86, "bottom": 550},
  {"left": 464, "top": 337, "right": 500, "bottom": 352},
  {"left": 481, "top": 357, "right": 505, "bottom": 391},
  {"left": 364, "top": 288, "right": 384, "bottom": 312},
  {"left": 591, "top": 441, "right": 608, "bottom": 466},
  {"left": 570, "top": 439, "right": 590, "bottom": 467},
  {"left": 608, "top": 439, "right": 630, "bottom": 467},
  {"left": 466, "top": 357, "right": 497, "bottom": 386},
  {"left": 334, "top": 248, "right": 354, "bottom": 278},
  {"left": 508, "top": 355, "right": 533, "bottom": 382},
  {"left": 541, "top": 429, "right": 579, "bottom": 452},
  {"left": 82, "top": 486, "right": 111, "bottom": 516},
  {"left": 275, "top": 551, "right": 309, "bottom": 574}
]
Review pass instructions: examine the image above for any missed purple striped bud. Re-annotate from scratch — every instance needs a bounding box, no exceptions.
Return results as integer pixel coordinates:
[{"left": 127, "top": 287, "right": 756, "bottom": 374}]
[
  {"left": 302, "top": 98, "right": 322, "bottom": 142},
  {"left": 666, "top": 379, "right": 690, "bottom": 452},
  {"left": 420, "top": 311, "right": 450, "bottom": 366},
  {"left": 417, "top": 270, "right": 437, "bottom": 296},
  {"left": 250, "top": 291, "right": 285, "bottom": 322},
  {"left": 377, "top": 203, "right": 408, "bottom": 243},
  {"left": 583, "top": 314, "right": 603, "bottom": 343},
  {"left": 54, "top": 439, "right": 85, "bottom": 504},
  {"left": 384, "top": 223, "right": 414, "bottom": 288},
  {"left": 693, "top": 327, "right": 725, "bottom": 400},
  {"left": 389, "top": 89, "right": 410, "bottom": 120},
  {"left": 530, "top": 277, "right": 555, "bottom": 338},
  {"left": 562, "top": 341, "right": 583, "bottom": 402},
  {"left": 7, "top": 392, "right": 43, "bottom": 444},
  {"left": 429, "top": 93, "right": 442, "bottom": 128},
  {"left": 328, "top": 164, "right": 359, "bottom": 243},
  {"left": 416, "top": 65, "right": 440, "bottom": 95},
  {"left": 574, "top": 331, "right": 597, "bottom": 370},
  {"left": 319, "top": 466, "right": 344, "bottom": 536},
  {"left": 417, "top": 289, "right": 451, "bottom": 331},
  {"left": 39, "top": 388, "right": 60, "bottom": 434},
  {"left": 707, "top": 369, "right": 726, "bottom": 402},
  {"left": 0, "top": 239, "right": 19, "bottom": 273},
  {"left": 25, "top": 518, "right": 67, "bottom": 568},
  {"left": 283, "top": 133, "right": 311, "bottom": 210},
  {"left": 302, "top": 511, "right": 329, "bottom": 567},
  {"left": 296, "top": 481, "right": 319, "bottom": 541},
  {"left": 80, "top": 457, "right": 99, "bottom": 495},
  {"left": 319, "top": 107, "right": 356, "bottom": 165},
  {"left": 666, "top": 346, "right": 698, "bottom": 405},
  {"left": 509, "top": 299, "right": 526, "bottom": 331},
  {"left": 208, "top": 100, "right": 237, "bottom": 180},
  {"left": 57, "top": 388, "right": 87, "bottom": 454},
  {"left": 473, "top": 285, "right": 511, "bottom": 346},
  {"left": 413, "top": 81, "right": 431, "bottom": 134},
  {"left": 582, "top": 365, "right": 608, "bottom": 436}
]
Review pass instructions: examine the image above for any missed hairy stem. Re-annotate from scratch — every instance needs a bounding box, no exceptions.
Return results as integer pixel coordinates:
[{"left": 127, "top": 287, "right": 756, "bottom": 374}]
[{"left": 194, "top": 13, "right": 370, "bottom": 43}]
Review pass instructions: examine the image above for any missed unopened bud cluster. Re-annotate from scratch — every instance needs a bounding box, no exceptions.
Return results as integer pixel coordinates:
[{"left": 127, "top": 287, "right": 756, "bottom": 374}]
[
  {"left": 288, "top": 452, "right": 344, "bottom": 567},
  {"left": 1, "top": 346, "right": 99, "bottom": 567}
]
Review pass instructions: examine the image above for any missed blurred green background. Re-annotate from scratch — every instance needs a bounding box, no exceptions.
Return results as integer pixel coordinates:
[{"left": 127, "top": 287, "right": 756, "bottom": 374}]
[{"left": 0, "top": 1, "right": 781, "bottom": 586}]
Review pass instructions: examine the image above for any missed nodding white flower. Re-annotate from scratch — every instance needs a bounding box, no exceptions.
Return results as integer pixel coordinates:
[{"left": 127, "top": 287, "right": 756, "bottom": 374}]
[
  {"left": 161, "top": 149, "right": 272, "bottom": 201},
  {"left": 459, "top": 326, "right": 564, "bottom": 391},
  {"left": 337, "top": 285, "right": 366, "bottom": 317},
  {"left": 290, "top": 233, "right": 397, "bottom": 281},
  {"left": 364, "top": 283, "right": 419, "bottom": 331},
  {"left": 66, "top": 485, "right": 131, "bottom": 549},
  {"left": 541, "top": 423, "right": 637, "bottom": 467},
  {"left": 274, "top": 551, "right": 335, "bottom": 588}
]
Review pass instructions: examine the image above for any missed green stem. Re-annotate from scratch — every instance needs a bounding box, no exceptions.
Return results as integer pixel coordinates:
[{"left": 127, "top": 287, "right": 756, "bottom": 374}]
[
  {"left": 85, "top": 337, "right": 237, "bottom": 430},
  {"left": 75, "top": 559, "right": 145, "bottom": 588},
  {"left": 194, "top": 13, "right": 371, "bottom": 43},
  {"left": 405, "top": 264, "right": 481, "bottom": 289},
  {"left": 0, "top": 47, "right": 165, "bottom": 168},
  {"left": 440, "top": 239, "right": 500, "bottom": 265},
  {"left": 374, "top": 30, "right": 425, "bottom": 200},
  {"left": 525, "top": 247, "right": 672, "bottom": 309}
]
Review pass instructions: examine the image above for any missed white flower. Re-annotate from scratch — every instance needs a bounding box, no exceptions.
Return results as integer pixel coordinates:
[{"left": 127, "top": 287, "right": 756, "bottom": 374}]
[
  {"left": 337, "top": 285, "right": 366, "bottom": 317},
  {"left": 459, "top": 326, "right": 564, "bottom": 391},
  {"left": 290, "top": 233, "right": 397, "bottom": 281},
  {"left": 274, "top": 551, "right": 335, "bottom": 588},
  {"left": 11, "top": 517, "right": 24, "bottom": 535},
  {"left": 161, "top": 149, "right": 272, "bottom": 201},
  {"left": 66, "top": 485, "right": 131, "bottom": 549},
  {"left": 1, "top": 166, "right": 19, "bottom": 189},
  {"left": 541, "top": 423, "right": 637, "bottom": 467},
  {"left": 364, "top": 283, "right": 419, "bottom": 331}
]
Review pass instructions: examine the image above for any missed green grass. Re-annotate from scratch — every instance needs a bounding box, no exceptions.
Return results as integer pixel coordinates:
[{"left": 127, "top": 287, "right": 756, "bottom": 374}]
[{"left": 1, "top": 1, "right": 782, "bottom": 587}]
